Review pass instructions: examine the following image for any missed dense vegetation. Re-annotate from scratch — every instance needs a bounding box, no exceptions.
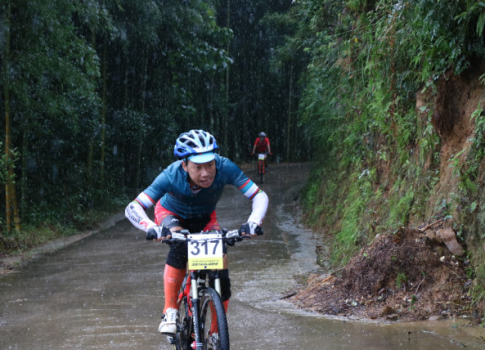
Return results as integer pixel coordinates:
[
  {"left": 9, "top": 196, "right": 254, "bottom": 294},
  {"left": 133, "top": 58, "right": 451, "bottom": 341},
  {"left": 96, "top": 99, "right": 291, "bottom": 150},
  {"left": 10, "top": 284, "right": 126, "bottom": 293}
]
[
  {"left": 0, "top": 0, "right": 306, "bottom": 242},
  {"left": 289, "top": 0, "right": 485, "bottom": 320},
  {"left": 3, "top": 0, "right": 485, "bottom": 321}
]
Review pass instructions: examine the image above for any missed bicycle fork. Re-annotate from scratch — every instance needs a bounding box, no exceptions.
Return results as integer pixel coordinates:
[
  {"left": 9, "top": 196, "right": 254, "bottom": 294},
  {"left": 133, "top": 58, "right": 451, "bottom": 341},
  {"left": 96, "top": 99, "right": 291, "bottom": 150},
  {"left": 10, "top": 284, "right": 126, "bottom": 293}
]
[
  {"left": 190, "top": 271, "right": 222, "bottom": 350},
  {"left": 190, "top": 271, "right": 203, "bottom": 350},
  {"left": 258, "top": 159, "right": 266, "bottom": 175}
]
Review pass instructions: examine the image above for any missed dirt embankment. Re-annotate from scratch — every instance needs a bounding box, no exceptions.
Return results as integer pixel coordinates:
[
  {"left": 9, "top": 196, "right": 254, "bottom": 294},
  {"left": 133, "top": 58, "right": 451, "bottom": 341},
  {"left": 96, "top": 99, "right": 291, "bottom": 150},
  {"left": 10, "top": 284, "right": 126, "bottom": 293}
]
[
  {"left": 291, "top": 226, "right": 477, "bottom": 323},
  {"left": 291, "top": 67, "right": 485, "bottom": 324}
]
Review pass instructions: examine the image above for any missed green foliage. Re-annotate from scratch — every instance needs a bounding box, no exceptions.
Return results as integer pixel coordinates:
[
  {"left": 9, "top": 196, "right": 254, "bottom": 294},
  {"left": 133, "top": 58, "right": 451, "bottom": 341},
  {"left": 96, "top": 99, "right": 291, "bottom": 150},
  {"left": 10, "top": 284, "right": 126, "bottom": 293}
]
[
  {"left": 293, "top": 0, "right": 485, "bottom": 270},
  {"left": 455, "top": 1, "right": 485, "bottom": 37},
  {"left": 470, "top": 259, "right": 485, "bottom": 324},
  {"left": 396, "top": 272, "right": 407, "bottom": 290},
  {"left": 0, "top": 142, "right": 17, "bottom": 185},
  {"left": 386, "top": 184, "right": 414, "bottom": 230},
  {"left": 0, "top": 0, "right": 307, "bottom": 241},
  {"left": 0, "top": 0, "right": 238, "bottom": 236},
  {"left": 0, "top": 205, "right": 125, "bottom": 254}
]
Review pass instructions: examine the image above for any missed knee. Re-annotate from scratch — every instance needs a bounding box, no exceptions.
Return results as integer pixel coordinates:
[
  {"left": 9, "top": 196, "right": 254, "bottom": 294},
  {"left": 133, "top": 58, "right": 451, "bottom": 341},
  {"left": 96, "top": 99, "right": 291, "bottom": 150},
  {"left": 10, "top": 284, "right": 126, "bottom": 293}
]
[{"left": 166, "top": 242, "right": 188, "bottom": 269}]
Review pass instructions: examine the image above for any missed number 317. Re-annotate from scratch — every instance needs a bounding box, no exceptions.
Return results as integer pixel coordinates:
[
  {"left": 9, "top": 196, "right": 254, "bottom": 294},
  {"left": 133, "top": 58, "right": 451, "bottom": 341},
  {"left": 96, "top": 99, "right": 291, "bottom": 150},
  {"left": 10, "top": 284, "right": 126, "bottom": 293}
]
[{"left": 189, "top": 240, "right": 219, "bottom": 256}]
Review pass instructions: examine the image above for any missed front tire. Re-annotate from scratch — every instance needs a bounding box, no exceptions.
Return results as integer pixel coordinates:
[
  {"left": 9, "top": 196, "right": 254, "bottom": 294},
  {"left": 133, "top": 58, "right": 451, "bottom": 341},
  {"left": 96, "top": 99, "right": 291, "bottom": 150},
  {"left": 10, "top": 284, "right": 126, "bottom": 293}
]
[
  {"left": 175, "top": 278, "right": 193, "bottom": 350},
  {"left": 199, "top": 288, "right": 230, "bottom": 350}
]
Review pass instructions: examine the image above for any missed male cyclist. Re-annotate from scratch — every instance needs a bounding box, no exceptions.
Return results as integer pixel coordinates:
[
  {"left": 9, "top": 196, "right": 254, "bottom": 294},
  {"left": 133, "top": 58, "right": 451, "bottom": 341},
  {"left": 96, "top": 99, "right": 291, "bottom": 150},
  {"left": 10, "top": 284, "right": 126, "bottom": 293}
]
[
  {"left": 125, "top": 129, "right": 269, "bottom": 335},
  {"left": 251, "top": 132, "right": 271, "bottom": 170}
]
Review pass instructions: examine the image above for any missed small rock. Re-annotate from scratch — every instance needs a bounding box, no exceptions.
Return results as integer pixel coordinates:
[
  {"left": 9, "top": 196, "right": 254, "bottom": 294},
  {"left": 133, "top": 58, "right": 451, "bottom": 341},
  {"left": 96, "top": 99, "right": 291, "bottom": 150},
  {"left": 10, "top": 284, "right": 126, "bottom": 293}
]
[
  {"left": 437, "top": 228, "right": 465, "bottom": 256},
  {"left": 386, "top": 314, "right": 399, "bottom": 321},
  {"left": 428, "top": 315, "right": 443, "bottom": 321},
  {"left": 425, "top": 229, "right": 442, "bottom": 244},
  {"left": 380, "top": 306, "right": 396, "bottom": 316}
]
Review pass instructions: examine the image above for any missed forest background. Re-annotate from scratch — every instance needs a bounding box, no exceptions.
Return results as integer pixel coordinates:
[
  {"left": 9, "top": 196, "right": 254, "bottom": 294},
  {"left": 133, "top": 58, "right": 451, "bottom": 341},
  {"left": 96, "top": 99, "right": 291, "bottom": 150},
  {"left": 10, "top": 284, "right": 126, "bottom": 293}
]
[{"left": 2, "top": 0, "right": 485, "bottom": 322}]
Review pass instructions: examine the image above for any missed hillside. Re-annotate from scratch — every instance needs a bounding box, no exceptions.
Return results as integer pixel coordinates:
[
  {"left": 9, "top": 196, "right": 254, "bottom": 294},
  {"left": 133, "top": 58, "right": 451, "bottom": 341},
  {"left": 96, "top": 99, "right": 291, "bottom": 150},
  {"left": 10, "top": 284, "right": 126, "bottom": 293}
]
[{"left": 296, "top": 65, "right": 485, "bottom": 323}]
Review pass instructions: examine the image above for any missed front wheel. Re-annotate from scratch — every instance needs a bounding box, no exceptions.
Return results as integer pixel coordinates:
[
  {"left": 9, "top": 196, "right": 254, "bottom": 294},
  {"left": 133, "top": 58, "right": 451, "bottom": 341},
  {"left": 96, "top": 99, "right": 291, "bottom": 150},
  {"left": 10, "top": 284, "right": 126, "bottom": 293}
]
[
  {"left": 174, "top": 277, "right": 192, "bottom": 350},
  {"left": 258, "top": 160, "right": 264, "bottom": 184},
  {"left": 199, "top": 288, "right": 230, "bottom": 350}
]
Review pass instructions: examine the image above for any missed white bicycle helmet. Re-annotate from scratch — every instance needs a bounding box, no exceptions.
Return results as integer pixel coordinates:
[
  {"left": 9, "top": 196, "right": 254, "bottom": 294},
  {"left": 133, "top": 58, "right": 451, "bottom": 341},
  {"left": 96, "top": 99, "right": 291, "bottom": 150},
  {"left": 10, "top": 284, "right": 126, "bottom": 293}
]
[
  {"left": 174, "top": 130, "right": 219, "bottom": 163},
  {"left": 259, "top": 132, "right": 266, "bottom": 138}
]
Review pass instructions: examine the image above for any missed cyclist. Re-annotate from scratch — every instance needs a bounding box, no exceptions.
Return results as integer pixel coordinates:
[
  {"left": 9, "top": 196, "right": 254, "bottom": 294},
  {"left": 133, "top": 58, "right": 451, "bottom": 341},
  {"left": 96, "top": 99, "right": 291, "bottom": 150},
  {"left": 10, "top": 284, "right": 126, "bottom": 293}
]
[
  {"left": 125, "top": 129, "right": 269, "bottom": 335},
  {"left": 251, "top": 132, "right": 271, "bottom": 170}
]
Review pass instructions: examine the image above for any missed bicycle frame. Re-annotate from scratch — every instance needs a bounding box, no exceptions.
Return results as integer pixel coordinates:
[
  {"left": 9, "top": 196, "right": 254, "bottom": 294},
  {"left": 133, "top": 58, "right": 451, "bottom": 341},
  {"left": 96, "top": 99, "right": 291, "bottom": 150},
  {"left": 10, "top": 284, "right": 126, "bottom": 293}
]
[
  {"left": 166, "top": 230, "right": 243, "bottom": 350},
  {"left": 174, "top": 270, "right": 222, "bottom": 350},
  {"left": 257, "top": 153, "right": 266, "bottom": 175},
  {"left": 178, "top": 270, "right": 223, "bottom": 318}
]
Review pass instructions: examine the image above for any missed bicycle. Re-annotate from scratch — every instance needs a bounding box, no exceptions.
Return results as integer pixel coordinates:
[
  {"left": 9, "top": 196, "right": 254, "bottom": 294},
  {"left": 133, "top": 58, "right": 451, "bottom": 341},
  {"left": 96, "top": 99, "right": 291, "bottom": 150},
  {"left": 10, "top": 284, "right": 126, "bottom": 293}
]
[
  {"left": 150, "top": 229, "right": 250, "bottom": 350},
  {"left": 256, "top": 153, "right": 266, "bottom": 184}
]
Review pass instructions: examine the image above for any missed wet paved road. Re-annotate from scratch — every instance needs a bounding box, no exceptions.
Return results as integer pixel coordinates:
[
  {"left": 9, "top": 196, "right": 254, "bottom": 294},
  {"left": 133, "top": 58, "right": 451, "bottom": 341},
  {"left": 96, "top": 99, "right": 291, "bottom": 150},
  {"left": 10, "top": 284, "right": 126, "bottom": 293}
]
[{"left": 1, "top": 163, "right": 485, "bottom": 349}]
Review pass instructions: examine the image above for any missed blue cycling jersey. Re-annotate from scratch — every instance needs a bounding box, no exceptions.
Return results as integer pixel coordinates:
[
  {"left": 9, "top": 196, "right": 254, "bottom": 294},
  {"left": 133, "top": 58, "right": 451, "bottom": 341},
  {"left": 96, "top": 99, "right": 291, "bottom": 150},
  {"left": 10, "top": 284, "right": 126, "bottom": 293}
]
[{"left": 135, "top": 154, "right": 260, "bottom": 220}]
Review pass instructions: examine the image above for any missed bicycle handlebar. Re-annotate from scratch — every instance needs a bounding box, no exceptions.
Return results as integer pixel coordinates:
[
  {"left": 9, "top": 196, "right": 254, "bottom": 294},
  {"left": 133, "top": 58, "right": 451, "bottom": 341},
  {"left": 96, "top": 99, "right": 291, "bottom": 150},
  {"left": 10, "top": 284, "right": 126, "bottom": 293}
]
[{"left": 150, "top": 229, "right": 250, "bottom": 244}]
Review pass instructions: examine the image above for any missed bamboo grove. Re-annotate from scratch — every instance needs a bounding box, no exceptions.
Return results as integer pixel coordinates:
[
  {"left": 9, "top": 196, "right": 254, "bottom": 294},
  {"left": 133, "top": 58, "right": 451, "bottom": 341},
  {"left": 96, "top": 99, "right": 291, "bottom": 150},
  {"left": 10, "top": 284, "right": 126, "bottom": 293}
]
[{"left": 0, "top": 0, "right": 308, "bottom": 235}]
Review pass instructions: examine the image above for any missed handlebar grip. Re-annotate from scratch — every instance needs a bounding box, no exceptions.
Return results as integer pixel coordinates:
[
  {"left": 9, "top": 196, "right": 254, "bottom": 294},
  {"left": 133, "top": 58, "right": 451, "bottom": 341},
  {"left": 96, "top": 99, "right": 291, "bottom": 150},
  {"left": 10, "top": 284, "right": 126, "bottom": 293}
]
[
  {"left": 171, "top": 232, "right": 186, "bottom": 240},
  {"left": 225, "top": 230, "right": 240, "bottom": 239},
  {"left": 146, "top": 231, "right": 157, "bottom": 240},
  {"left": 160, "top": 232, "right": 186, "bottom": 244}
]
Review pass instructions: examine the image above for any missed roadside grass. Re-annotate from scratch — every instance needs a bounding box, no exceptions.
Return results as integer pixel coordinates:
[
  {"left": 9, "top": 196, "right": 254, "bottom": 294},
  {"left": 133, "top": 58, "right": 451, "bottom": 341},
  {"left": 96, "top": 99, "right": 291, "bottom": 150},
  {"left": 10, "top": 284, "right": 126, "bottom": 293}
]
[{"left": 0, "top": 207, "right": 124, "bottom": 256}]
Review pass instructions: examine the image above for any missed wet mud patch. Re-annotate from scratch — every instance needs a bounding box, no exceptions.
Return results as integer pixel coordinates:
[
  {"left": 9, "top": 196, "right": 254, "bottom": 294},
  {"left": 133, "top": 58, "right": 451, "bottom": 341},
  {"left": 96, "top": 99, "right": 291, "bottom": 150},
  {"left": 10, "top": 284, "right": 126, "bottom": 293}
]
[{"left": 291, "top": 228, "right": 474, "bottom": 322}]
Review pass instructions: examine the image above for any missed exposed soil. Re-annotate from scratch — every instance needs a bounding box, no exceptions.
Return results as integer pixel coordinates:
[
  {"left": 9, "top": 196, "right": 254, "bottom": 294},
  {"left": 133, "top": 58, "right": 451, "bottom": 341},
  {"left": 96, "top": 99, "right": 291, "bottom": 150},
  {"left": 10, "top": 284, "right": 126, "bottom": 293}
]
[
  {"left": 290, "top": 227, "right": 478, "bottom": 323},
  {"left": 290, "top": 67, "right": 485, "bottom": 325}
]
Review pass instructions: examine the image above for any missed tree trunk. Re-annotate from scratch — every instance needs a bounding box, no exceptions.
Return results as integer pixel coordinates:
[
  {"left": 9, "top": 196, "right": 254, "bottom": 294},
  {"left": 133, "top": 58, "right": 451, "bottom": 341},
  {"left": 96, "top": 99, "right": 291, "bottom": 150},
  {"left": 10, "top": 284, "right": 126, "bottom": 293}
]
[
  {"left": 100, "top": 35, "right": 108, "bottom": 187},
  {"left": 135, "top": 51, "right": 148, "bottom": 192},
  {"left": 286, "top": 63, "right": 293, "bottom": 162},
  {"left": 87, "top": 25, "right": 96, "bottom": 190},
  {"left": 210, "top": 76, "right": 214, "bottom": 131},
  {"left": 223, "top": 0, "right": 230, "bottom": 155},
  {"left": 21, "top": 128, "right": 28, "bottom": 223},
  {"left": 124, "top": 53, "right": 129, "bottom": 108},
  {"left": 3, "top": 1, "right": 21, "bottom": 233}
]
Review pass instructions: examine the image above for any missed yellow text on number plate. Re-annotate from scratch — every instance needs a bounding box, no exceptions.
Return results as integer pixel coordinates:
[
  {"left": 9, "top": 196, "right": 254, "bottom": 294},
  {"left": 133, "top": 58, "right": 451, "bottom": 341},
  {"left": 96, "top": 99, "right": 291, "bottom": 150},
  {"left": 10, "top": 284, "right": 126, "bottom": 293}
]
[
  {"left": 258, "top": 154, "right": 265, "bottom": 160},
  {"left": 187, "top": 234, "right": 224, "bottom": 270}
]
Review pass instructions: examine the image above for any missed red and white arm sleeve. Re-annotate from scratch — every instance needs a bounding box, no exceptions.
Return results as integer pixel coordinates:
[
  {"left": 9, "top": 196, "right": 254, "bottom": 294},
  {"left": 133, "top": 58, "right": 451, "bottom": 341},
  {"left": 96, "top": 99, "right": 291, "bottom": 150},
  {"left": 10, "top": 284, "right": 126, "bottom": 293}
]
[{"left": 125, "top": 200, "right": 157, "bottom": 232}]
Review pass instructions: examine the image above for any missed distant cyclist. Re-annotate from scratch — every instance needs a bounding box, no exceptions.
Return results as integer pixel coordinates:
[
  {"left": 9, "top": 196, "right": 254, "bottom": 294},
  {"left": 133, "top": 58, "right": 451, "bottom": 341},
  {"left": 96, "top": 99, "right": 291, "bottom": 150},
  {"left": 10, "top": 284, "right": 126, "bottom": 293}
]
[
  {"left": 125, "top": 129, "right": 269, "bottom": 335},
  {"left": 252, "top": 132, "right": 271, "bottom": 155},
  {"left": 251, "top": 132, "right": 272, "bottom": 170}
]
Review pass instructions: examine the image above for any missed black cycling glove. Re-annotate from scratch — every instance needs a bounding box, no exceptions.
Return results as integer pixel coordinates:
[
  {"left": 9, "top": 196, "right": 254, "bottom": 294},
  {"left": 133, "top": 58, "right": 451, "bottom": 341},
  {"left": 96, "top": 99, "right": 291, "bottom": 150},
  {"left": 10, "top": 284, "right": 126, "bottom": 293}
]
[
  {"left": 146, "top": 226, "right": 172, "bottom": 240},
  {"left": 238, "top": 222, "right": 263, "bottom": 236}
]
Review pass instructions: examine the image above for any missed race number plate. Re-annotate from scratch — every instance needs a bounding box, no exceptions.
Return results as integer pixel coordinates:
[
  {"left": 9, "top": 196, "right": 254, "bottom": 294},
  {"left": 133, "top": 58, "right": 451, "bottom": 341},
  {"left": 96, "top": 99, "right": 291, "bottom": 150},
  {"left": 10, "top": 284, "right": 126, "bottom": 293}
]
[
  {"left": 187, "top": 233, "right": 224, "bottom": 270},
  {"left": 258, "top": 154, "right": 265, "bottom": 160}
]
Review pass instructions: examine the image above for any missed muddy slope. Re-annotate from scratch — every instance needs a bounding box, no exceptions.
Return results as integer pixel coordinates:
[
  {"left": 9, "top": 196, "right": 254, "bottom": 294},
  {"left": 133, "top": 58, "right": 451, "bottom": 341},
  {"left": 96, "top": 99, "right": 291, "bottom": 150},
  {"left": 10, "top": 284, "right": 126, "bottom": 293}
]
[{"left": 291, "top": 228, "right": 474, "bottom": 322}]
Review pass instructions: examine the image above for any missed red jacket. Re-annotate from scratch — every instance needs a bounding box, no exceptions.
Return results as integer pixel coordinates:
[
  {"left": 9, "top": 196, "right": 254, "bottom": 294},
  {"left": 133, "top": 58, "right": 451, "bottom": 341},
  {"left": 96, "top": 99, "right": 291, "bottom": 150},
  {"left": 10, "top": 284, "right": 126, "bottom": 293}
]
[{"left": 254, "top": 137, "right": 270, "bottom": 153}]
